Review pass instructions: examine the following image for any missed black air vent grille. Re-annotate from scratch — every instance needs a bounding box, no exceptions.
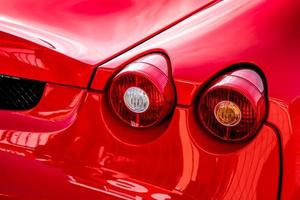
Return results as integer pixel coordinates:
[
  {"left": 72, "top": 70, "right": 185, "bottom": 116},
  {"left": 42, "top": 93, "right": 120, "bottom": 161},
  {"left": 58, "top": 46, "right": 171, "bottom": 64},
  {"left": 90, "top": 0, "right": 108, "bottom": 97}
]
[{"left": 0, "top": 75, "right": 45, "bottom": 110}]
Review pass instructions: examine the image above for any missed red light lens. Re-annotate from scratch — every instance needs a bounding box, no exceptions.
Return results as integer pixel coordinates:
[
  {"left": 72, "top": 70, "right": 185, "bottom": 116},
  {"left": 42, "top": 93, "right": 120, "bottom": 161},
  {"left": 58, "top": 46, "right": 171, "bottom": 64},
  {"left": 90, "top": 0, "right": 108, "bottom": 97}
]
[
  {"left": 109, "top": 55, "right": 175, "bottom": 128},
  {"left": 198, "top": 69, "right": 266, "bottom": 142}
]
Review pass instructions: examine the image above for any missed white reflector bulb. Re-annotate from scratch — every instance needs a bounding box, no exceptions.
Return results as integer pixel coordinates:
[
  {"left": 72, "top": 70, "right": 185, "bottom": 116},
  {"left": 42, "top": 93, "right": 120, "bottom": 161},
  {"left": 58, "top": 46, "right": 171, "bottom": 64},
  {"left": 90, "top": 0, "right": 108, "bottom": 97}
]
[{"left": 123, "top": 87, "right": 149, "bottom": 113}]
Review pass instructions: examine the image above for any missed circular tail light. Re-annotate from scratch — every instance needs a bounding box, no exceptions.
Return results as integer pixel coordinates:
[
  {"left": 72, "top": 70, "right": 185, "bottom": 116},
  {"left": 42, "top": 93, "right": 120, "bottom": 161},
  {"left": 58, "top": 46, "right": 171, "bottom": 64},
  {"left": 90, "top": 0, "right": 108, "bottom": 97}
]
[
  {"left": 109, "top": 54, "right": 175, "bottom": 128},
  {"left": 198, "top": 69, "right": 267, "bottom": 142}
]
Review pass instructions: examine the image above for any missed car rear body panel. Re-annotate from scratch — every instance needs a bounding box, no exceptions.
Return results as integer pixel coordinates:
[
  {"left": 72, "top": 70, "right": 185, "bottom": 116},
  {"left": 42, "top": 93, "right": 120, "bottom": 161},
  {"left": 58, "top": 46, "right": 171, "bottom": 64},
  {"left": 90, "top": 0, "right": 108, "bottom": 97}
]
[
  {"left": 0, "top": 85, "right": 280, "bottom": 199},
  {"left": 1, "top": 0, "right": 300, "bottom": 199}
]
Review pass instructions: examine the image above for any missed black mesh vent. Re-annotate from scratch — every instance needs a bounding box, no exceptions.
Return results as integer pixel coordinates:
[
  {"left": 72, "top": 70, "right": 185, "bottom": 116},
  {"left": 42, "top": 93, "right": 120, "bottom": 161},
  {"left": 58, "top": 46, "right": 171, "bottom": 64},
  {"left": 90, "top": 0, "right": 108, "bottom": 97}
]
[{"left": 0, "top": 75, "right": 45, "bottom": 110}]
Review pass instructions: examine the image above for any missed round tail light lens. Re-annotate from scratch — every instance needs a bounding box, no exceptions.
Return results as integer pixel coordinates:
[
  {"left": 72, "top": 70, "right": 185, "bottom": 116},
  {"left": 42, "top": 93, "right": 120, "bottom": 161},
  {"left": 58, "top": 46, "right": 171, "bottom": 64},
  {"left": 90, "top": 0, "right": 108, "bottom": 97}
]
[
  {"left": 109, "top": 54, "right": 175, "bottom": 128},
  {"left": 198, "top": 69, "right": 267, "bottom": 142}
]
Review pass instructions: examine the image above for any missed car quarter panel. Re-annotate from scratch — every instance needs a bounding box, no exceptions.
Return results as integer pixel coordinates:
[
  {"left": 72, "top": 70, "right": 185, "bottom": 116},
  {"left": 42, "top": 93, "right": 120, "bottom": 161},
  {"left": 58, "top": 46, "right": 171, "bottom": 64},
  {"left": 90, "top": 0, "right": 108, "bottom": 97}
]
[
  {"left": 90, "top": 0, "right": 300, "bottom": 198},
  {"left": 0, "top": 0, "right": 217, "bottom": 65},
  {"left": 1, "top": 0, "right": 300, "bottom": 199},
  {"left": 0, "top": 86, "right": 280, "bottom": 199}
]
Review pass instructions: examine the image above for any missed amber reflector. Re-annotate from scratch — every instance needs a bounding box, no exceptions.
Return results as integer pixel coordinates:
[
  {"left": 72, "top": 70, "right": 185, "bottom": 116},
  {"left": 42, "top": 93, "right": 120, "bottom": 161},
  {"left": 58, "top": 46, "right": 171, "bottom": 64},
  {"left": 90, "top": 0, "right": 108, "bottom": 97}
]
[
  {"left": 214, "top": 100, "right": 242, "bottom": 127},
  {"left": 198, "top": 69, "right": 266, "bottom": 142}
]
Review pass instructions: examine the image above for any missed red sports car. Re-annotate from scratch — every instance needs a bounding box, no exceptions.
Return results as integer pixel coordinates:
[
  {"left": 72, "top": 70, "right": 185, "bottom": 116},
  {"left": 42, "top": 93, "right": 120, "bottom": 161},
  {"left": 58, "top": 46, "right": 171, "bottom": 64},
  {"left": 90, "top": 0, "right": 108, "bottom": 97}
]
[{"left": 0, "top": 0, "right": 299, "bottom": 199}]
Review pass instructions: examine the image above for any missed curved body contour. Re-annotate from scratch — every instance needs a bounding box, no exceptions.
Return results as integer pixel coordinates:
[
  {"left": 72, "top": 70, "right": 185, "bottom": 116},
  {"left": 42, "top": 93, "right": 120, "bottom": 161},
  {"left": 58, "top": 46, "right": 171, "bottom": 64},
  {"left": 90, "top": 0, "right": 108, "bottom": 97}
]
[{"left": 0, "top": 0, "right": 299, "bottom": 199}]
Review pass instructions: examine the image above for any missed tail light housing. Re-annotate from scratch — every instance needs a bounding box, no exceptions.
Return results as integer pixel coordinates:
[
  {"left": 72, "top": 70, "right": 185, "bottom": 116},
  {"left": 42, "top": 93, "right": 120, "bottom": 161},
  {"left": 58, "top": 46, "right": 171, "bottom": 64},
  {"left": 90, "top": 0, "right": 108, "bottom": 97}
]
[
  {"left": 198, "top": 69, "right": 267, "bottom": 142},
  {"left": 108, "top": 54, "right": 175, "bottom": 128}
]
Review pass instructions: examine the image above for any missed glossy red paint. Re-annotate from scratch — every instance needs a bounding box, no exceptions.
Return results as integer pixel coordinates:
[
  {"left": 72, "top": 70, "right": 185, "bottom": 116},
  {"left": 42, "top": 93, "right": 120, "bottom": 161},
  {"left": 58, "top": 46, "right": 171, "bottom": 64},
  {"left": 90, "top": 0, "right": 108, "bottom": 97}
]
[
  {"left": 0, "top": 0, "right": 300, "bottom": 199},
  {"left": 0, "top": 32, "right": 93, "bottom": 87},
  {"left": 0, "top": 0, "right": 217, "bottom": 65},
  {"left": 0, "top": 86, "right": 280, "bottom": 199},
  {"left": 90, "top": 0, "right": 300, "bottom": 197},
  {"left": 0, "top": 0, "right": 217, "bottom": 86}
]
